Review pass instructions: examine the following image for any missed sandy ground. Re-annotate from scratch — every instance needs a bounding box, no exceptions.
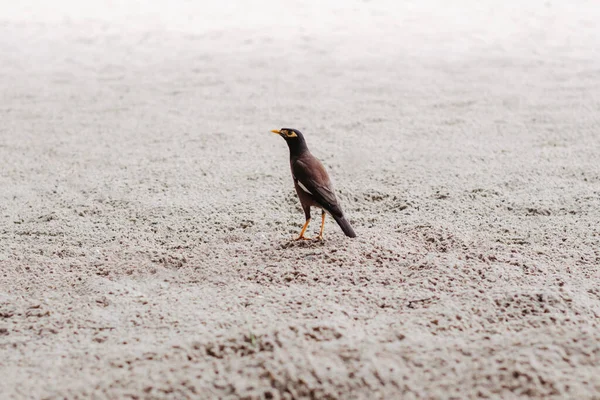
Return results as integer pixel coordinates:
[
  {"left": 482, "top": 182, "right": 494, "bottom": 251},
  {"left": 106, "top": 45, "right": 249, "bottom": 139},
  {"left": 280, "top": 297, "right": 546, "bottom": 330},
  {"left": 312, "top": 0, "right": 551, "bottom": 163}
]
[{"left": 1, "top": 0, "right": 600, "bottom": 398}]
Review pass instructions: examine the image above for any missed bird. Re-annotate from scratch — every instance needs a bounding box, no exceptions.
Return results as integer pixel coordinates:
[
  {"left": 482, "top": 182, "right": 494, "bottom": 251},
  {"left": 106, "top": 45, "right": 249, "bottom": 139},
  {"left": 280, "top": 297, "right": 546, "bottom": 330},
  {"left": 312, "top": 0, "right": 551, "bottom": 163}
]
[{"left": 271, "top": 128, "right": 356, "bottom": 240}]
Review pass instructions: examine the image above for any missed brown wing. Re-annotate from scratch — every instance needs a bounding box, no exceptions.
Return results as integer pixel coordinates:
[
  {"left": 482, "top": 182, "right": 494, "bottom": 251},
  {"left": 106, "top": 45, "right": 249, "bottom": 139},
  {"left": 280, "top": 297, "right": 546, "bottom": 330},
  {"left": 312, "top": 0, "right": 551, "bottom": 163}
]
[{"left": 292, "top": 157, "right": 343, "bottom": 217}]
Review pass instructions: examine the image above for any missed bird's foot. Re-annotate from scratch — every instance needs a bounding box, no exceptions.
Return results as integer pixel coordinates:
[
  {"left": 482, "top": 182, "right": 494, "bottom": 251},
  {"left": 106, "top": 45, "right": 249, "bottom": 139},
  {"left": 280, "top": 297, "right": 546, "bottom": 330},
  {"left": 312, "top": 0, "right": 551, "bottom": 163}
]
[
  {"left": 294, "top": 235, "right": 312, "bottom": 241},
  {"left": 316, "top": 234, "right": 324, "bottom": 241}
]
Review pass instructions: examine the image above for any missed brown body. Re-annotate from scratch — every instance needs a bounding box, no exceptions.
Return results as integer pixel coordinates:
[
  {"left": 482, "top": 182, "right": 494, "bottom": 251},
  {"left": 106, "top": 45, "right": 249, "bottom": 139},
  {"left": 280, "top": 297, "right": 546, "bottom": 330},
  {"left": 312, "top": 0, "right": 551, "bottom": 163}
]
[
  {"left": 291, "top": 153, "right": 341, "bottom": 220},
  {"left": 273, "top": 128, "right": 356, "bottom": 240}
]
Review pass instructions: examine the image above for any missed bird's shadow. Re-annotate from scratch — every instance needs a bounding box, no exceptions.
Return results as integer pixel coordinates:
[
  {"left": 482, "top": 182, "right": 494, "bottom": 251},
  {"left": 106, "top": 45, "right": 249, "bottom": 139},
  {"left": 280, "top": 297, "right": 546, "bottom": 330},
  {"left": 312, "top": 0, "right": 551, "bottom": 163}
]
[{"left": 277, "top": 238, "right": 327, "bottom": 250}]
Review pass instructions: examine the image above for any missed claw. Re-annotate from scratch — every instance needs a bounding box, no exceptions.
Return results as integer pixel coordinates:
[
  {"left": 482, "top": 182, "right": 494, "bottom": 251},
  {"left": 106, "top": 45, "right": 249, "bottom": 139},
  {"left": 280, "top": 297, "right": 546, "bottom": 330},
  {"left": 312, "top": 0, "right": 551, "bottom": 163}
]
[
  {"left": 294, "top": 218, "right": 311, "bottom": 241},
  {"left": 294, "top": 234, "right": 312, "bottom": 241}
]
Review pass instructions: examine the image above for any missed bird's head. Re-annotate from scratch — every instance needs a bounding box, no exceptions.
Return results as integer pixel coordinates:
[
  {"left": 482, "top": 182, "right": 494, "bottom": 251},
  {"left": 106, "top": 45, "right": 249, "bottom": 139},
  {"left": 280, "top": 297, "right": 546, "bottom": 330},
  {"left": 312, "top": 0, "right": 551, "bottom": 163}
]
[
  {"left": 271, "top": 128, "right": 308, "bottom": 155},
  {"left": 271, "top": 128, "right": 303, "bottom": 141},
  {"left": 271, "top": 128, "right": 308, "bottom": 154}
]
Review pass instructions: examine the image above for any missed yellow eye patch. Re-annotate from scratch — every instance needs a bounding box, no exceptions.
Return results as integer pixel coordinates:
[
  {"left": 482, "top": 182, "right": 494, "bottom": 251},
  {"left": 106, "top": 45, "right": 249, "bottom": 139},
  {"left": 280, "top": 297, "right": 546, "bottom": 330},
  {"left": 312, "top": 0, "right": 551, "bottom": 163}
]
[{"left": 284, "top": 130, "right": 298, "bottom": 138}]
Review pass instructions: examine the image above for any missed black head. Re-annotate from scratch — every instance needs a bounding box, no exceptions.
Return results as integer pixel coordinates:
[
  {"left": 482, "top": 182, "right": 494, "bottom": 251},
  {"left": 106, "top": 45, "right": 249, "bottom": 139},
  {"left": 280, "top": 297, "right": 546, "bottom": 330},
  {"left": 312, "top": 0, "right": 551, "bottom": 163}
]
[
  {"left": 270, "top": 128, "right": 303, "bottom": 141},
  {"left": 271, "top": 128, "right": 308, "bottom": 155}
]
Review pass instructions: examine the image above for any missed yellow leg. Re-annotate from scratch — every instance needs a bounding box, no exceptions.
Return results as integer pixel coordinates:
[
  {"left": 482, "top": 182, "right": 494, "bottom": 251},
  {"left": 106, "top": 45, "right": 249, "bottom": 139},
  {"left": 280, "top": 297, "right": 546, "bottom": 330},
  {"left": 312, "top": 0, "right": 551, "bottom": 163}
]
[
  {"left": 317, "top": 212, "right": 326, "bottom": 240},
  {"left": 294, "top": 218, "right": 311, "bottom": 240}
]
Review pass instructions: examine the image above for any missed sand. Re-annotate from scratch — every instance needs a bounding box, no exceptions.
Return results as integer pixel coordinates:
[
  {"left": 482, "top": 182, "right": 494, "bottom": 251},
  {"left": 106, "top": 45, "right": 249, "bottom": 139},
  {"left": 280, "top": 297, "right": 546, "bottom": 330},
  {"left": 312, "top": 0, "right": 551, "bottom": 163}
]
[{"left": 1, "top": 0, "right": 600, "bottom": 398}]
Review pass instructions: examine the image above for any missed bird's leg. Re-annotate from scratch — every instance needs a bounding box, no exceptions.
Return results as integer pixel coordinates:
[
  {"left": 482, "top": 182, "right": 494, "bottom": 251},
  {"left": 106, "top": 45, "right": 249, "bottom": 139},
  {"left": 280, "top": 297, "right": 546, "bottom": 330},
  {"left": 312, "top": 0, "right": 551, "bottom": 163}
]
[
  {"left": 295, "top": 218, "right": 311, "bottom": 240},
  {"left": 317, "top": 211, "right": 326, "bottom": 240}
]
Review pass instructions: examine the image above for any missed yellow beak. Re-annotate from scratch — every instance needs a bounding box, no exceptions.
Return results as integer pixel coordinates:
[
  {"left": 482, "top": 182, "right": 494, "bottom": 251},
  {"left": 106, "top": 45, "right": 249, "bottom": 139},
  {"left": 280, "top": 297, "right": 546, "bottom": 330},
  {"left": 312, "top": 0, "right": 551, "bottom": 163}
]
[{"left": 271, "top": 129, "right": 281, "bottom": 135}]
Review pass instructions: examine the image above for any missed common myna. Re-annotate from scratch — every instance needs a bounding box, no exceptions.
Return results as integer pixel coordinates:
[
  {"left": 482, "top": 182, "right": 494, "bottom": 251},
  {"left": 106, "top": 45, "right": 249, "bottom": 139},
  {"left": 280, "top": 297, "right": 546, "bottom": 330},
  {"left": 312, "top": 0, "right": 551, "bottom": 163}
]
[{"left": 272, "top": 128, "right": 356, "bottom": 240}]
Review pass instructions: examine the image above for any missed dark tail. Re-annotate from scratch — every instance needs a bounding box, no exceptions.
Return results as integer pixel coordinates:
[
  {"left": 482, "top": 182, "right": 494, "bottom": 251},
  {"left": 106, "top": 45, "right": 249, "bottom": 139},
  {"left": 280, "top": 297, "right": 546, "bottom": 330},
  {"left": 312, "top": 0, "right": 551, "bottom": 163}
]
[{"left": 333, "top": 215, "right": 356, "bottom": 238}]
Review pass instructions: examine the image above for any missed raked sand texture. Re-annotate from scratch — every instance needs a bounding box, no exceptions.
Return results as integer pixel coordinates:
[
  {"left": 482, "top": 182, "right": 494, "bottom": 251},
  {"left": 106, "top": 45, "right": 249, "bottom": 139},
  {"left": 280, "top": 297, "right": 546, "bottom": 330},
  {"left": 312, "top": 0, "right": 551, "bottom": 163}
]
[{"left": 1, "top": 1, "right": 600, "bottom": 399}]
